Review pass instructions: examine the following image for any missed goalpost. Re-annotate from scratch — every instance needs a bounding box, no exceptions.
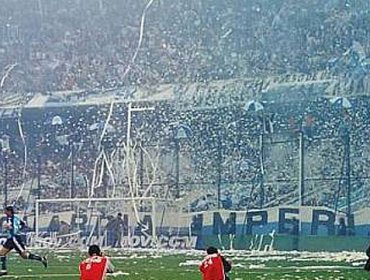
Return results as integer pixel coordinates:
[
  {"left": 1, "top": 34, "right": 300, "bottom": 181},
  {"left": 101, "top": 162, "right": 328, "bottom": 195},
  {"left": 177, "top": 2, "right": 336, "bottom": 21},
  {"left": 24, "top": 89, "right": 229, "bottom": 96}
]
[
  {"left": 31, "top": 103, "right": 190, "bottom": 250},
  {"left": 34, "top": 197, "right": 158, "bottom": 249}
]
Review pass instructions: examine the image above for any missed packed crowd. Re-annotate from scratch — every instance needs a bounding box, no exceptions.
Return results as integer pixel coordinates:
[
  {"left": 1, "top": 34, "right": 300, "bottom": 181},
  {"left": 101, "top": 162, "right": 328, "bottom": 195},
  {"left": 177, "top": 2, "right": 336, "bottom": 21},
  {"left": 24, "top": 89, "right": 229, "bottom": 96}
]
[
  {"left": 1, "top": 92, "right": 370, "bottom": 213},
  {"left": 0, "top": 0, "right": 370, "bottom": 93}
]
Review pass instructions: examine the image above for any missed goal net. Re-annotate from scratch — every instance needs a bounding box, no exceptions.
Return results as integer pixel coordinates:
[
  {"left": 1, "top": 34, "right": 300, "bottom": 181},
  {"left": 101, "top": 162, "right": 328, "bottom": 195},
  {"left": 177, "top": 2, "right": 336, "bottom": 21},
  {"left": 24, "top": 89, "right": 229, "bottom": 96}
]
[{"left": 33, "top": 197, "right": 192, "bottom": 250}]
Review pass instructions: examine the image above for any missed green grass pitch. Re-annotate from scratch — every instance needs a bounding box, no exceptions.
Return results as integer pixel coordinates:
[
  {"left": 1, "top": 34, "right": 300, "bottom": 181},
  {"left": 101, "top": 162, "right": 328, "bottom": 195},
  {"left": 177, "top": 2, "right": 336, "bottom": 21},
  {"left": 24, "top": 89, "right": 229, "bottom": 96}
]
[{"left": 2, "top": 250, "right": 369, "bottom": 279}]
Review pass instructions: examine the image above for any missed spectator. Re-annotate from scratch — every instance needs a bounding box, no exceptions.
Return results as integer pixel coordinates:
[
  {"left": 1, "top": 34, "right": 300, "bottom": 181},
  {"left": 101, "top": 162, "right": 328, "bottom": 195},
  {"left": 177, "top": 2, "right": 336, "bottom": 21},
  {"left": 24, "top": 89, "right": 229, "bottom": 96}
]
[
  {"left": 290, "top": 217, "right": 300, "bottom": 251},
  {"left": 48, "top": 216, "right": 60, "bottom": 233},
  {"left": 109, "top": 213, "right": 126, "bottom": 248},
  {"left": 337, "top": 217, "right": 347, "bottom": 236}
]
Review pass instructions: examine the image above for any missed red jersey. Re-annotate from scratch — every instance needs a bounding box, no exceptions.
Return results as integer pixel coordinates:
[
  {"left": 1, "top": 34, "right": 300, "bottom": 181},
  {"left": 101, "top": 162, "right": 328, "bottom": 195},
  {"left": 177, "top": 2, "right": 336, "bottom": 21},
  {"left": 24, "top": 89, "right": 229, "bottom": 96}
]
[
  {"left": 199, "top": 254, "right": 225, "bottom": 280},
  {"left": 79, "top": 256, "right": 110, "bottom": 280}
]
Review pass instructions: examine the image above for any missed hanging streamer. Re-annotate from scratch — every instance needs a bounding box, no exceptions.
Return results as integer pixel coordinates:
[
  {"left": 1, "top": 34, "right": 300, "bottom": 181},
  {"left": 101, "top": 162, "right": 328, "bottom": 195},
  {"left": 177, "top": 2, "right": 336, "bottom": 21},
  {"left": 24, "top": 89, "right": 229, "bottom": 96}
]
[
  {"left": 89, "top": 100, "right": 114, "bottom": 198},
  {"left": 97, "top": 154, "right": 105, "bottom": 190},
  {"left": 15, "top": 116, "right": 28, "bottom": 203},
  {"left": 141, "top": 144, "right": 160, "bottom": 197},
  {"left": 131, "top": 143, "right": 140, "bottom": 197},
  {"left": 109, "top": 149, "right": 118, "bottom": 196},
  {"left": 126, "top": 142, "right": 140, "bottom": 198},
  {"left": 122, "top": 141, "right": 142, "bottom": 225},
  {"left": 259, "top": 134, "right": 265, "bottom": 175},
  {"left": 99, "top": 101, "right": 115, "bottom": 150},
  {"left": 102, "top": 149, "right": 116, "bottom": 197},
  {"left": 89, "top": 151, "right": 104, "bottom": 198},
  {"left": 121, "top": 0, "right": 156, "bottom": 80},
  {"left": 0, "top": 63, "right": 17, "bottom": 89}
]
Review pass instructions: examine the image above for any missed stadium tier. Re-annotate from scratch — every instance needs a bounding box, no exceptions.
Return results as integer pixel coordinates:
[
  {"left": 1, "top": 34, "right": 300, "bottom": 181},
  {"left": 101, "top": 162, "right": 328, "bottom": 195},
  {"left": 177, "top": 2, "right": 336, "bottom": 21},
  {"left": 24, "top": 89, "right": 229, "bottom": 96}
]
[{"left": 1, "top": 86, "right": 370, "bottom": 251}]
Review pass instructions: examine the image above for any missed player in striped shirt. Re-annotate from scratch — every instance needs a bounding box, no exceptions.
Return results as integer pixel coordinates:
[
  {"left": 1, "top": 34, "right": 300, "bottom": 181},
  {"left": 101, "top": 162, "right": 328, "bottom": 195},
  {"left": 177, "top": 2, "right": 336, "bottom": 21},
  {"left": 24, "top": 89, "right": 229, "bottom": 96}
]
[{"left": 0, "top": 206, "right": 47, "bottom": 276}]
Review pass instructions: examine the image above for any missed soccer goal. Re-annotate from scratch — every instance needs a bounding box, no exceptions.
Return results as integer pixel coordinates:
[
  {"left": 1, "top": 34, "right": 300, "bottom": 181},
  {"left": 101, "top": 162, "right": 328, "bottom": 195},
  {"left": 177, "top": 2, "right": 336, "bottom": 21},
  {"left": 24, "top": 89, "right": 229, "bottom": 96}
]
[{"left": 34, "top": 197, "right": 160, "bottom": 250}]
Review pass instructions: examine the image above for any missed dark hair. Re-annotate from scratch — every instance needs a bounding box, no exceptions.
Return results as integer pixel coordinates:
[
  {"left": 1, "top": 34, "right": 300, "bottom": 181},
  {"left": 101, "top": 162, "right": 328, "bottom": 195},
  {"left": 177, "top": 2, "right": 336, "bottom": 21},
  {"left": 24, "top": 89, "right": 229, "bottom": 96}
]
[
  {"left": 88, "top": 245, "right": 101, "bottom": 256},
  {"left": 117, "top": 213, "right": 122, "bottom": 217},
  {"left": 206, "top": 246, "right": 218, "bottom": 255},
  {"left": 5, "top": 206, "right": 14, "bottom": 214}
]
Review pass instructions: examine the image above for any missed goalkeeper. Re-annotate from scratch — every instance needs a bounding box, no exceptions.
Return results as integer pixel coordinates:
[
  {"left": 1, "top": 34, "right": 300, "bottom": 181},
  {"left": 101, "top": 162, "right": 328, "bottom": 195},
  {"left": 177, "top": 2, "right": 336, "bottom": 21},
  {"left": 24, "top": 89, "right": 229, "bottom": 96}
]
[{"left": 0, "top": 205, "right": 47, "bottom": 276}]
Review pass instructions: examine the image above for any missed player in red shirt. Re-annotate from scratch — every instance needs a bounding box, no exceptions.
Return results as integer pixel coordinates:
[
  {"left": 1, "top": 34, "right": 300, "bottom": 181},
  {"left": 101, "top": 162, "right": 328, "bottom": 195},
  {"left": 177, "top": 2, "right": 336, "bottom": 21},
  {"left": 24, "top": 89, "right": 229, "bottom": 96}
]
[
  {"left": 79, "top": 245, "right": 114, "bottom": 280},
  {"left": 199, "top": 247, "right": 231, "bottom": 280}
]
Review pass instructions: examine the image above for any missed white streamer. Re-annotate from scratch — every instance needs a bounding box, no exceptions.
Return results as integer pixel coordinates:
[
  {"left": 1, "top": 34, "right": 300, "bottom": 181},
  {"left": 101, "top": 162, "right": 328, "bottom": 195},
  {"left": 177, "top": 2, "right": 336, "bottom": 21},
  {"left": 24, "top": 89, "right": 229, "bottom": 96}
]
[
  {"left": 99, "top": 101, "right": 114, "bottom": 150},
  {"left": 89, "top": 100, "right": 114, "bottom": 199},
  {"left": 0, "top": 63, "right": 17, "bottom": 89},
  {"left": 141, "top": 144, "right": 160, "bottom": 197},
  {"left": 89, "top": 151, "right": 104, "bottom": 198},
  {"left": 97, "top": 155, "right": 105, "bottom": 189},
  {"left": 122, "top": 0, "right": 156, "bottom": 79},
  {"left": 102, "top": 149, "right": 116, "bottom": 197},
  {"left": 15, "top": 117, "right": 28, "bottom": 203},
  {"left": 121, "top": 141, "right": 142, "bottom": 225}
]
